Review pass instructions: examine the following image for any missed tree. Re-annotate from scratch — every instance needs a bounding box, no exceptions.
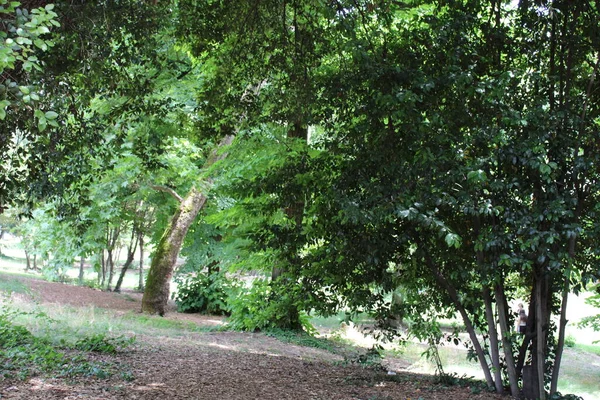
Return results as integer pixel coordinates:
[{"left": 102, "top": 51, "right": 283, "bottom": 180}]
[{"left": 0, "top": 0, "right": 58, "bottom": 211}]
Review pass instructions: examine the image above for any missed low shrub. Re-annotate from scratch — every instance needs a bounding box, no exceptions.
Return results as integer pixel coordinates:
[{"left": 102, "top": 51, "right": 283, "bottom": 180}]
[
  {"left": 227, "top": 278, "right": 314, "bottom": 333},
  {"left": 172, "top": 272, "right": 234, "bottom": 315}
]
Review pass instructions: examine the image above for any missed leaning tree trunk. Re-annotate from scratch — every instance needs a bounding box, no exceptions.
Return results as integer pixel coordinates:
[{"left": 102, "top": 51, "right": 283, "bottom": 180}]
[
  {"left": 141, "top": 135, "right": 234, "bottom": 315},
  {"left": 114, "top": 229, "right": 139, "bottom": 293}
]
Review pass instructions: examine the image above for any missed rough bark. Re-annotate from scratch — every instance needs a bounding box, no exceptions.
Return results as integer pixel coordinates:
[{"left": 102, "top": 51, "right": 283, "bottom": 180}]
[{"left": 141, "top": 135, "right": 234, "bottom": 315}]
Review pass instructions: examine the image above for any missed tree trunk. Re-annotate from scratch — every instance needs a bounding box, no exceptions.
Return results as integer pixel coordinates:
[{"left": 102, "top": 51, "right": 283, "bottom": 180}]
[
  {"left": 78, "top": 256, "right": 85, "bottom": 284},
  {"left": 550, "top": 273, "right": 570, "bottom": 395},
  {"left": 106, "top": 249, "right": 115, "bottom": 291},
  {"left": 100, "top": 250, "right": 106, "bottom": 287},
  {"left": 482, "top": 286, "right": 503, "bottom": 394},
  {"left": 535, "top": 274, "right": 546, "bottom": 400},
  {"left": 114, "top": 233, "right": 139, "bottom": 293},
  {"left": 495, "top": 282, "right": 520, "bottom": 397},
  {"left": 426, "top": 256, "right": 495, "bottom": 390},
  {"left": 106, "top": 226, "right": 121, "bottom": 291},
  {"left": 142, "top": 135, "right": 234, "bottom": 315},
  {"left": 25, "top": 250, "right": 31, "bottom": 270},
  {"left": 138, "top": 232, "right": 145, "bottom": 291}
]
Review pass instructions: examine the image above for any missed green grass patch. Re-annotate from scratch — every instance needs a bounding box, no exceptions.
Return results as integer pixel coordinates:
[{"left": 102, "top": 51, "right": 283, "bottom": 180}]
[
  {"left": 265, "top": 328, "right": 336, "bottom": 352},
  {"left": 0, "top": 304, "right": 133, "bottom": 380},
  {"left": 575, "top": 343, "right": 600, "bottom": 355},
  {"left": 0, "top": 276, "right": 29, "bottom": 294}
]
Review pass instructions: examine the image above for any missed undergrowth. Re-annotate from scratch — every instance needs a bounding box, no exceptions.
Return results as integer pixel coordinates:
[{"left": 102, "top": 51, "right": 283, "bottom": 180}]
[
  {"left": 0, "top": 302, "right": 135, "bottom": 380},
  {"left": 264, "top": 328, "right": 335, "bottom": 352}
]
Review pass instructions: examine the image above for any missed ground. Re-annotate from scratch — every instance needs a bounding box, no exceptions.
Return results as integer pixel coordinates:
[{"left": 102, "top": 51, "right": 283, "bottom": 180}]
[{"left": 0, "top": 276, "right": 509, "bottom": 399}]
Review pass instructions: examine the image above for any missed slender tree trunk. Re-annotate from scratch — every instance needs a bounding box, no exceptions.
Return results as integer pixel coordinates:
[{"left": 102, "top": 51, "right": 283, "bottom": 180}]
[
  {"left": 106, "top": 249, "right": 115, "bottom": 291},
  {"left": 536, "top": 274, "right": 546, "bottom": 400},
  {"left": 78, "top": 256, "right": 85, "bottom": 284},
  {"left": 551, "top": 272, "right": 570, "bottom": 395},
  {"left": 138, "top": 233, "right": 145, "bottom": 291},
  {"left": 495, "top": 282, "right": 520, "bottom": 397},
  {"left": 114, "top": 232, "right": 139, "bottom": 293},
  {"left": 426, "top": 256, "right": 496, "bottom": 390},
  {"left": 482, "top": 286, "right": 503, "bottom": 394},
  {"left": 100, "top": 250, "right": 106, "bottom": 287},
  {"left": 142, "top": 135, "right": 234, "bottom": 315},
  {"left": 25, "top": 250, "right": 31, "bottom": 270}
]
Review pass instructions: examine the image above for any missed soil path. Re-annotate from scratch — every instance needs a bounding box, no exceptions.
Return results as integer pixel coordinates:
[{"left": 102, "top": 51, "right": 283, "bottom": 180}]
[{"left": 0, "top": 274, "right": 505, "bottom": 399}]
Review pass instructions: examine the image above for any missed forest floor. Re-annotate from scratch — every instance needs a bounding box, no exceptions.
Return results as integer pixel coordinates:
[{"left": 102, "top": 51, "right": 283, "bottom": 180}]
[{"left": 0, "top": 274, "right": 514, "bottom": 399}]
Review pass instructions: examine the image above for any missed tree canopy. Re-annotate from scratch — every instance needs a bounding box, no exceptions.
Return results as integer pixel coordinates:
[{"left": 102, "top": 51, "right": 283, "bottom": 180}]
[{"left": 2, "top": 1, "right": 599, "bottom": 399}]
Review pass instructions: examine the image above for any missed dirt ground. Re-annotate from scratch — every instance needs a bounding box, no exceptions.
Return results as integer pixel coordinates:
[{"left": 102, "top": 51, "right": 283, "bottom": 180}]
[{"left": 0, "top": 275, "right": 508, "bottom": 400}]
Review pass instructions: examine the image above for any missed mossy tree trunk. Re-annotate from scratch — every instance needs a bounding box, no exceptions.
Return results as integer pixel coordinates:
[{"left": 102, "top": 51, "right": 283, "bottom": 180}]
[{"left": 141, "top": 135, "right": 234, "bottom": 315}]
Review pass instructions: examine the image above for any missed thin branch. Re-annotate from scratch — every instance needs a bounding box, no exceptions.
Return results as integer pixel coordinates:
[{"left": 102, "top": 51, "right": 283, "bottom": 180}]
[{"left": 150, "top": 185, "right": 183, "bottom": 203}]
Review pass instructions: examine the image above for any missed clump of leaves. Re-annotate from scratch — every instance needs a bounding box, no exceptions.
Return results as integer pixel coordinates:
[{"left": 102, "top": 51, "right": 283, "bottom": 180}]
[
  {"left": 73, "top": 333, "right": 135, "bottom": 354},
  {"left": 172, "top": 272, "right": 235, "bottom": 315}
]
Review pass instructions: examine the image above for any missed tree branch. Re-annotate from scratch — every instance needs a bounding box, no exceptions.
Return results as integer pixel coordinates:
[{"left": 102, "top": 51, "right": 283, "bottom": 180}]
[{"left": 150, "top": 185, "right": 183, "bottom": 203}]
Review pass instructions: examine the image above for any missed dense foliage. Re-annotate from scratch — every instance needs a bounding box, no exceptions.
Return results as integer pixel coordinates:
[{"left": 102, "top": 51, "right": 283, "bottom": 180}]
[{"left": 1, "top": 1, "right": 599, "bottom": 399}]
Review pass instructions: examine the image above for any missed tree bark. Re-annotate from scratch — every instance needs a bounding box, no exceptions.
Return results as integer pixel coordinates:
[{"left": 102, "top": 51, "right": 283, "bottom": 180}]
[
  {"left": 138, "top": 232, "right": 145, "bottom": 291},
  {"left": 482, "top": 286, "right": 503, "bottom": 394},
  {"left": 25, "top": 250, "right": 31, "bottom": 270},
  {"left": 114, "top": 229, "right": 139, "bottom": 293},
  {"left": 551, "top": 272, "right": 570, "bottom": 395},
  {"left": 78, "top": 256, "right": 85, "bottom": 284},
  {"left": 495, "top": 282, "right": 520, "bottom": 397},
  {"left": 535, "top": 273, "right": 546, "bottom": 400},
  {"left": 141, "top": 135, "right": 234, "bottom": 315}
]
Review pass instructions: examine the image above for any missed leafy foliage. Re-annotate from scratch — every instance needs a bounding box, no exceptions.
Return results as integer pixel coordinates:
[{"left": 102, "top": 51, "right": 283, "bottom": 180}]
[
  {"left": 172, "top": 272, "right": 234, "bottom": 315},
  {"left": 227, "top": 279, "right": 314, "bottom": 332}
]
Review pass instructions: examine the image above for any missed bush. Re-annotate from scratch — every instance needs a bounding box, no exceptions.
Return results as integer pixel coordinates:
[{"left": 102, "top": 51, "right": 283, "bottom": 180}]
[
  {"left": 564, "top": 334, "right": 576, "bottom": 348},
  {"left": 227, "top": 278, "right": 314, "bottom": 332},
  {"left": 172, "top": 272, "right": 234, "bottom": 315}
]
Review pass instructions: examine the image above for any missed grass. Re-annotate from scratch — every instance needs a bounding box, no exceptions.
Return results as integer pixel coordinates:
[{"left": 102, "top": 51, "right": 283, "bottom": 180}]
[
  {"left": 575, "top": 343, "right": 600, "bottom": 355},
  {"left": 0, "top": 275, "right": 30, "bottom": 294}
]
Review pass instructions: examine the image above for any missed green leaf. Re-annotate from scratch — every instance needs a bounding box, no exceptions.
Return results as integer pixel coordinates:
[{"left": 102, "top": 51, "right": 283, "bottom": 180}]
[
  {"left": 444, "top": 233, "right": 462, "bottom": 249},
  {"left": 38, "top": 116, "right": 47, "bottom": 131},
  {"left": 45, "top": 110, "right": 58, "bottom": 120}
]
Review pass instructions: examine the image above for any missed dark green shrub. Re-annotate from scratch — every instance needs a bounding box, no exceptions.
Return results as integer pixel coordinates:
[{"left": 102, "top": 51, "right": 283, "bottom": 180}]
[
  {"left": 227, "top": 278, "right": 314, "bottom": 332},
  {"left": 172, "top": 272, "right": 234, "bottom": 315}
]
